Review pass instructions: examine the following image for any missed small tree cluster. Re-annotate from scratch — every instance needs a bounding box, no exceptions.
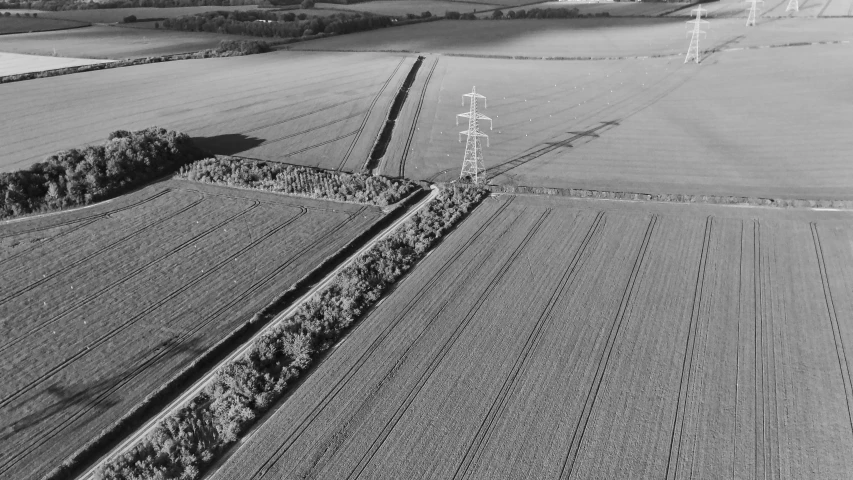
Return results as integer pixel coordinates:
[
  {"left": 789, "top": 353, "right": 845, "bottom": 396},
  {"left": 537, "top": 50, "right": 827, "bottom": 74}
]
[
  {"left": 98, "top": 185, "right": 487, "bottom": 480},
  {"left": 0, "top": 128, "right": 202, "bottom": 220},
  {"left": 177, "top": 156, "right": 416, "bottom": 206},
  {"left": 163, "top": 10, "right": 392, "bottom": 39}
]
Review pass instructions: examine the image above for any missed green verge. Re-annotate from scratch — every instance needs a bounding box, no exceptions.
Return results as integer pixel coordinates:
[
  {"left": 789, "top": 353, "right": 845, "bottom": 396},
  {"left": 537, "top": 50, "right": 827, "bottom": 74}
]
[
  {"left": 97, "top": 184, "right": 487, "bottom": 480},
  {"left": 177, "top": 156, "right": 417, "bottom": 207}
]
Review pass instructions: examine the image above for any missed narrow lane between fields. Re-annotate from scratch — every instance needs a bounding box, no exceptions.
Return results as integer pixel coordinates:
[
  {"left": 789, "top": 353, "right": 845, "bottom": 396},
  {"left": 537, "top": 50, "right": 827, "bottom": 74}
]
[{"left": 75, "top": 185, "right": 439, "bottom": 480}]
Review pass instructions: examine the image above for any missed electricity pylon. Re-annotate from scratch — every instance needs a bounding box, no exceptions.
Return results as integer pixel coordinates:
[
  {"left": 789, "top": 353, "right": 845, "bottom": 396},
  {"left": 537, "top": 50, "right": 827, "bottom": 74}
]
[
  {"left": 456, "top": 86, "right": 493, "bottom": 184},
  {"left": 786, "top": 0, "right": 798, "bottom": 12},
  {"left": 746, "top": 0, "right": 763, "bottom": 26},
  {"left": 685, "top": 6, "right": 708, "bottom": 64}
]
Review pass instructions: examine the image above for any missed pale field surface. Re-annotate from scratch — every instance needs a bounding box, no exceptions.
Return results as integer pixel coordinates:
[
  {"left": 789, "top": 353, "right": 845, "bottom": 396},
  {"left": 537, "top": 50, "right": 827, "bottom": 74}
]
[
  {"left": 666, "top": 0, "right": 853, "bottom": 17},
  {"left": 0, "top": 179, "right": 384, "bottom": 480},
  {"left": 209, "top": 194, "right": 853, "bottom": 480},
  {"left": 4, "top": 5, "right": 262, "bottom": 23},
  {"left": 289, "top": 16, "right": 853, "bottom": 57},
  {"left": 0, "top": 51, "right": 413, "bottom": 173},
  {"left": 317, "top": 0, "right": 500, "bottom": 15},
  {"left": 0, "top": 51, "right": 112, "bottom": 76},
  {"left": 0, "top": 15, "right": 87, "bottom": 34},
  {"left": 0, "top": 24, "right": 260, "bottom": 59},
  {"left": 379, "top": 41, "right": 853, "bottom": 200}
]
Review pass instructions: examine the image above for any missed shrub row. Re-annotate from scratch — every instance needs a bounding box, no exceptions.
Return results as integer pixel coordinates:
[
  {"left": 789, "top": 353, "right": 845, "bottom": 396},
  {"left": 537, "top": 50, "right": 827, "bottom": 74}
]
[
  {"left": 0, "top": 127, "right": 204, "bottom": 220},
  {"left": 445, "top": 7, "right": 610, "bottom": 19},
  {"left": 177, "top": 156, "right": 417, "bottom": 206},
  {"left": 97, "top": 184, "right": 486, "bottom": 480},
  {"left": 0, "top": 39, "right": 270, "bottom": 84},
  {"left": 0, "top": 0, "right": 257, "bottom": 12},
  {"left": 163, "top": 9, "right": 391, "bottom": 38}
]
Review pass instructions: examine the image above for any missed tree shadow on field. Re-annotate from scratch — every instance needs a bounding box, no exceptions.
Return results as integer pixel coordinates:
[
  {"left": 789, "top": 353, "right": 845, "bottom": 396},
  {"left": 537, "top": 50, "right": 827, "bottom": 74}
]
[
  {"left": 193, "top": 134, "right": 266, "bottom": 156},
  {"left": 0, "top": 336, "right": 206, "bottom": 442}
]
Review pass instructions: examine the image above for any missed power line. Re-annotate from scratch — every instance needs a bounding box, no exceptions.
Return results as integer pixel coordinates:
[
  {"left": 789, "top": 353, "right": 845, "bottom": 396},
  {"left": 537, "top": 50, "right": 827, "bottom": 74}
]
[{"left": 456, "top": 86, "right": 493, "bottom": 184}]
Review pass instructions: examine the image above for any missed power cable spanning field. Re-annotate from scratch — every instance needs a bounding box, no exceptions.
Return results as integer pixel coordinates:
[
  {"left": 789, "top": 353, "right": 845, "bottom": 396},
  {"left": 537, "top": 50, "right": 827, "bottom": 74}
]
[
  {"left": 0, "top": 180, "right": 384, "bottom": 480},
  {"left": 208, "top": 195, "right": 853, "bottom": 480}
]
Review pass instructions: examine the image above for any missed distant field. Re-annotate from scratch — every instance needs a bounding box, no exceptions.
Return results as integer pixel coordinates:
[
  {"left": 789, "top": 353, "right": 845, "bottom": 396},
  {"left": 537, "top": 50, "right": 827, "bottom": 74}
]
[
  {"left": 0, "top": 51, "right": 112, "bottom": 76},
  {"left": 0, "top": 24, "right": 260, "bottom": 59},
  {"left": 0, "top": 51, "right": 413, "bottom": 173},
  {"left": 0, "top": 15, "right": 87, "bottom": 34},
  {"left": 6, "top": 5, "right": 263, "bottom": 23},
  {"left": 0, "top": 180, "right": 385, "bottom": 480},
  {"left": 381, "top": 43, "right": 853, "bottom": 200},
  {"left": 209, "top": 194, "right": 853, "bottom": 480},
  {"left": 667, "top": 0, "right": 853, "bottom": 17},
  {"left": 318, "top": 0, "right": 501, "bottom": 15}
]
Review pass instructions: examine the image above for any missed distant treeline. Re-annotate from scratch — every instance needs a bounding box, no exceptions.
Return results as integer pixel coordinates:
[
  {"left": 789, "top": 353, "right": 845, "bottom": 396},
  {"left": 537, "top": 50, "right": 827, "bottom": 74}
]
[
  {"left": 163, "top": 9, "right": 391, "bottom": 38},
  {"left": 446, "top": 7, "right": 611, "bottom": 19},
  {"left": 0, "top": 128, "right": 203, "bottom": 220},
  {"left": 178, "top": 156, "right": 417, "bottom": 206},
  {"left": 97, "top": 184, "right": 486, "bottom": 480},
  {"left": 0, "top": 0, "right": 257, "bottom": 11}
]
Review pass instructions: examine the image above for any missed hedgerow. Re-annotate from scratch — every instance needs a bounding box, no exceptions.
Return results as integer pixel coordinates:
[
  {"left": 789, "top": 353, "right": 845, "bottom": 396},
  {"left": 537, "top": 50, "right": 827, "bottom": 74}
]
[
  {"left": 97, "top": 184, "right": 486, "bottom": 480},
  {"left": 0, "top": 127, "right": 203, "bottom": 220},
  {"left": 177, "top": 156, "right": 417, "bottom": 206}
]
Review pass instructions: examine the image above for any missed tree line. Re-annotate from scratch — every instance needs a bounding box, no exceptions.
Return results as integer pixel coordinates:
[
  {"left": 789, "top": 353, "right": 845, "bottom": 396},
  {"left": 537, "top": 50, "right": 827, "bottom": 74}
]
[
  {"left": 97, "top": 185, "right": 487, "bottom": 480},
  {"left": 162, "top": 9, "right": 391, "bottom": 38},
  {"left": 0, "top": 0, "right": 257, "bottom": 12},
  {"left": 178, "top": 156, "right": 417, "bottom": 206},
  {"left": 0, "top": 128, "right": 203, "bottom": 220},
  {"left": 445, "top": 7, "right": 611, "bottom": 20}
]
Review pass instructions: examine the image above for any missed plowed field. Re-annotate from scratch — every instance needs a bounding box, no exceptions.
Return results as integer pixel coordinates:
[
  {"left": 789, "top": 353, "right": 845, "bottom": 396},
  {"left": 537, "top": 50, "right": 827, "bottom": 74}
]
[
  {"left": 0, "top": 180, "right": 384, "bottom": 480},
  {"left": 379, "top": 42, "right": 853, "bottom": 199},
  {"left": 0, "top": 51, "right": 413, "bottom": 173},
  {"left": 208, "top": 194, "right": 853, "bottom": 480}
]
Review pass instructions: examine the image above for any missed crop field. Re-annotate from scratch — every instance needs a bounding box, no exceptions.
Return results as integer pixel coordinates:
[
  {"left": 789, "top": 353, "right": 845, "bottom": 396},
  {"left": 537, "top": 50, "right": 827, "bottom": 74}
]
[
  {"left": 318, "top": 0, "right": 500, "bottom": 15},
  {"left": 0, "top": 51, "right": 413, "bottom": 173},
  {"left": 666, "top": 0, "right": 853, "bottom": 17},
  {"left": 0, "top": 51, "right": 112, "bottom": 76},
  {"left": 208, "top": 194, "right": 853, "bottom": 480},
  {"left": 0, "top": 24, "right": 260, "bottom": 59},
  {"left": 0, "top": 15, "right": 87, "bottom": 34},
  {"left": 373, "top": 35, "right": 853, "bottom": 199},
  {"left": 0, "top": 179, "right": 385, "bottom": 480}
]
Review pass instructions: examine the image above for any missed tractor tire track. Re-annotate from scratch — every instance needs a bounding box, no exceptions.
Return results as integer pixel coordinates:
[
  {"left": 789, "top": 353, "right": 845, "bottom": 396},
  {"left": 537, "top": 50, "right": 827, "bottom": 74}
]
[
  {"left": 281, "top": 131, "right": 359, "bottom": 159},
  {"left": 454, "top": 211, "right": 607, "bottom": 480},
  {"left": 0, "top": 189, "right": 171, "bottom": 241},
  {"left": 338, "top": 57, "right": 407, "bottom": 172},
  {"left": 0, "top": 199, "right": 322, "bottom": 409},
  {"left": 242, "top": 98, "right": 367, "bottom": 136},
  {"left": 810, "top": 223, "right": 853, "bottom": 436},
  {"left": 665, "top": 216, "right": 714, "bottom": 480},
  {"left": 290, "top": 207, "right": 526, "bottom": 480},
  {"left": 260, "top": 111, "right": 365, "bottom": 147},
  {"left": 0, "top": 203, "right": 298, "bottom": 355},
  {"left": 0, "top": 207, "right": 367, "bottom": 476},
  {"left": 345, "top": 209, "right": 553, "bottom": 480},
  {"left": 558, "top": 215, "right": 658, "bottom": 480},
  {"left": 398, "top": 58, "right": 438, "bottom": 179},
  {"left": 0, "top": 192, "right": 206, "bottom": 306},
  {"left": 245, "top": 196, "right": 516, "bottom": 480},
  {"left": 754, "top": 220, "right": 766, "bottom": 480},
  {"left": 818, "top": 0, "right": 835, "bottom": 16}
]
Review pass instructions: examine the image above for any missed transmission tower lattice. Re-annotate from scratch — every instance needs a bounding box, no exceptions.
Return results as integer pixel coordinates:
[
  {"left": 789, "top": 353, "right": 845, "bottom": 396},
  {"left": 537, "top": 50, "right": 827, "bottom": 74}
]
[
  {"left": 786, "top": 0, "right": 798, "bottom": 12},
  {"left": 746, "top": 0, "right": 763, "bottom": 26},
  {"left": 684, "top": 6, "right": 709, "bottom": 64},
  {"left": 456, "top": 86, "right": 493, "bottom": 184}
]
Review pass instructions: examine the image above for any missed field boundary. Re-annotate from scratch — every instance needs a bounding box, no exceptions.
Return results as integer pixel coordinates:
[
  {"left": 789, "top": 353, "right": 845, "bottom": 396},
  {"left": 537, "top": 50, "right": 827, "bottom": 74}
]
[
  {"left": 483, "top": 184, "right": 853, "bottom": 209},
  {"left": 47, "top": 186, "right": 429, "bottom": 480},
  {"left": 0, "top": 21, "right": 91, "bottom": 36}
]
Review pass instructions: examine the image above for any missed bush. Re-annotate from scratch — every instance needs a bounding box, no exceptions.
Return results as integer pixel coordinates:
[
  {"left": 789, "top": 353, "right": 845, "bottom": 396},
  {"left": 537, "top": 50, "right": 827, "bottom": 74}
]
[
  {"left": 216, "top": 39, "right": 271, "bottom": 55},
  {"left": 445, "top": 10, "right": 460, "bottom": 19},
  {"left": 460, "top": 12, "right": 477, "bottom": 20},
  {"left": 32, "top": 12, "right": 37, "bottom": 17},
  {"left": 421, "top": 10, "right": 431, "bottom": 18},
  {"left": 0, "top": 128, "right": 203, "bottom": 220},
  {"left": 492, "top": 9, "right": 503, "bottom": 19},
  {"left": 300, "top": 0, "right": 314, "bottom": 8},
  {"left": 177, "top": 157, "right": 417, "bottom": 206},
  {"left": 3, "top": 11, "right": 10, "bottom": 16},
  {"left": 97, "top": 184, "right": 486, "bottom": 480},
  {"left": 122, "top": 14, "right": 137, "bottom": 23}
]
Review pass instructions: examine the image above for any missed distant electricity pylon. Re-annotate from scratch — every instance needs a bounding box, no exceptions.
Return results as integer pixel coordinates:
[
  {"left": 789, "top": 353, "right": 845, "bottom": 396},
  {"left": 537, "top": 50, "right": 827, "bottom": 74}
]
[
  {"left": 456, "top": 86, "right": 492, "bottom": 184},
  {"left": 746, "top": 0, "right": 763, "bottom": 26},
  {"left": 786, "top": 0, "right": 798, "bottom": 12},
  {"left": 685, "top": 6, "right": 709, "bottom": 64}
]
